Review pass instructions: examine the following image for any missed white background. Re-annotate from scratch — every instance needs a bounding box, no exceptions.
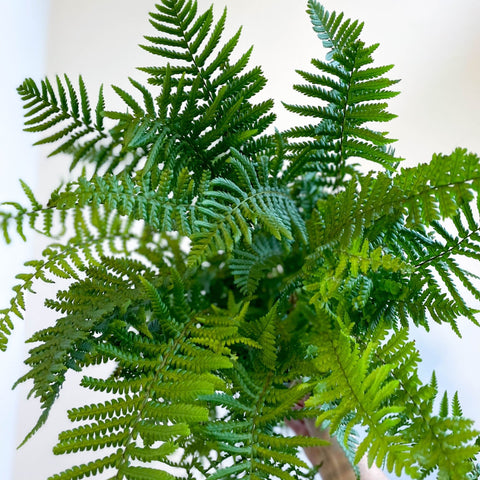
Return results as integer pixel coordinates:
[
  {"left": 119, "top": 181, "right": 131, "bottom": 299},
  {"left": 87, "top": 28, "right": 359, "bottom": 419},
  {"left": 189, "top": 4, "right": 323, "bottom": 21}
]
[{"left": 1, "top": 1, "right": 480, "bottom": 479}]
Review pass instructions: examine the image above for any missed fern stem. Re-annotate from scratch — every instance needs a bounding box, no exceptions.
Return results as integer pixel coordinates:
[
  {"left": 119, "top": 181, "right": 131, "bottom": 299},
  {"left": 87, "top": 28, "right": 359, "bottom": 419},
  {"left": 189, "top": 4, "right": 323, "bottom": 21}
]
[
  {"left": 248, "top": 370, "right": 274, "bottom": 477},
  {"left": 335, "top": 57, "right": 355, "bottom": 189},
  {"left": 414, "top": 225, "right": 480, "bottom": 269},
  {"left": 113, "top": 315, "right": 196, "bottom": 477},
  {"left": 287, "top": 418, "right": 387, "bottom": 479}
]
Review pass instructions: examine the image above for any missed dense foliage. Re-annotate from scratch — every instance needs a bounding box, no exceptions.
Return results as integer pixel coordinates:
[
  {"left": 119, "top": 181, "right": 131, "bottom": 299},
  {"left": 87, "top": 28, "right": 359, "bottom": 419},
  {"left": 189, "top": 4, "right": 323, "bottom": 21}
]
[{"left": 2, "top": 1, "right": 480, "bottom": 479}]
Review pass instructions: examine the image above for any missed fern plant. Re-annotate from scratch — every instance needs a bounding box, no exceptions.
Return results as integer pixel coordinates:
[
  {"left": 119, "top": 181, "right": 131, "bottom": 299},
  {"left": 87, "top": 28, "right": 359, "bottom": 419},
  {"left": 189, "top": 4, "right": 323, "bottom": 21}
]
[{"left": 3, "top": 1, "right": 480, "bottom": 479}]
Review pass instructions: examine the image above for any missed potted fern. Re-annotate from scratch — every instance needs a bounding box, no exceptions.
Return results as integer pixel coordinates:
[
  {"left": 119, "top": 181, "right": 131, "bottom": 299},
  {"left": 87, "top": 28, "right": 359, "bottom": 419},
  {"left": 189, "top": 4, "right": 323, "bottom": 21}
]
[{"left": 2, "top": 1, "right": 480, "bottom": 479}]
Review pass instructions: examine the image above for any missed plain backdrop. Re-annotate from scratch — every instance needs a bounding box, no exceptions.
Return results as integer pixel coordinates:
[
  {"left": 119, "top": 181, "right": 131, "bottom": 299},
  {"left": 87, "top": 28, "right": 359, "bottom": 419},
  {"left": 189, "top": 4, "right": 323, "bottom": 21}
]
[
  {"left": 1, "top": 1, "right": 480, "bottom": 479},
  {"left": 0, "top": 1, "right": 49, "bottom": 479}
]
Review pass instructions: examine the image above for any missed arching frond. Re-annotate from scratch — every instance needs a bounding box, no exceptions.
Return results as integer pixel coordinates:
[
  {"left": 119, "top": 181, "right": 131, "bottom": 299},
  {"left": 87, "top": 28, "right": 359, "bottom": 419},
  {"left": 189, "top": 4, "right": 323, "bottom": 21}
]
[
  {"left": 18, "top": 76, "right": 108, "bottom": 170},
  {"left": 305, "top": 149, "right": 480, "bottom": 331},
  {"left": 306, "top": 319, "right": 479, "bottom": 478},
  {"left": 0, "top": 204, "right": 135, "bottom": 351},
  {"left": 188, "top": 149, "right": 307, "bottom": 266}
]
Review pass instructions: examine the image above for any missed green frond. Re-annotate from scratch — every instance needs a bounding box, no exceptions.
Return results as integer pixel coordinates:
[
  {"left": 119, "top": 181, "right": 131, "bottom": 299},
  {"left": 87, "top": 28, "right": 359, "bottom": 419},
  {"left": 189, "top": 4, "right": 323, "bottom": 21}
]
[
  {"left": 368, "top": 326, "right": 480, "bottom": 478},
  {"left": 304, "top": 149, "right": 480, "bottom": 331},
  {"left": 0, "top": 179, "right": 67, "bottom": 242},
  {"left": 13, "top": 257, "right": 156, "bottom": 441},
  {"left": 19, "top": 0, "right": 276, "bottom": 181},
  {"left": 305, "top": 321, "right": 419, "bottom": 476},
  {"left": 452, "top": 392, "right": 463, "bottom": 417},
  {"left": 307, "top": 0, "right": 364, "bottom": 58},
  {"left": 188, "top": 149, "right": 306, "bottom": 266},
  {"left": 17, "top": 76, "right": 107, "bottom": 167},
  {"left": 243, "top": 303, "right": 279, "bottom": 370},
  {"left": 396, "top": 148, "right": 480, "bottom": 225},
  {"left": 439, "top": 391, "right": 450, "bottom": 418},
  {"left": 137, "top": 0, "right": 275, "bottom": 177},
  {"left": 0, "top": 204, "right": 136, "bottom": 351},
  {"left": 47, "top": 169, "right": 197, "bottom": 236},
  {"left": 281, "top": 3, "right": 400, "bottom": 209},
  {"left": 43, "top": 269, "right": 241, "bottom": 479},
  {"left": 229, "top": 235, "right": 287, "bottom": 295}
]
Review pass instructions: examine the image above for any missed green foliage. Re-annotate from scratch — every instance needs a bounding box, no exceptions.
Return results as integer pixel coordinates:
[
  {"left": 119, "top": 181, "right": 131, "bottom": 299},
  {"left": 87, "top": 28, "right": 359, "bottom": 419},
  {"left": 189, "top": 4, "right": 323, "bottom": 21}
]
[
  {"left": 3, "top": 0, "right": 480, "bottom": 479},
  {"left": 17, "top": 75, "right": 107, "bottom": 172},
  {"left": 306, "top": 319, "right": 479, "bottom": 478},
  {"left": 283, "top": 0, "right": 400, "bottom": 193}
]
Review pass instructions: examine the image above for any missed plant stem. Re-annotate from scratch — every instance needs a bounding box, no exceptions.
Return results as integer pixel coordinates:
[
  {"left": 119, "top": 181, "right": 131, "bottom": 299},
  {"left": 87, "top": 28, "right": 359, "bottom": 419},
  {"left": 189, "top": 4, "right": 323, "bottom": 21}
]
[{"left": 286, "top": 418, "right": 389, "bottom": 479}]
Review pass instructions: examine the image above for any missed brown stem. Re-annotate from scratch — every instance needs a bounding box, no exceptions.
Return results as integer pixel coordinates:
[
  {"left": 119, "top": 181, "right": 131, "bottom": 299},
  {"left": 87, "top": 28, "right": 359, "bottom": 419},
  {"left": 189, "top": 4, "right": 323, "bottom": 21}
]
[{"left": 286, "top": 418, "right": 389, "bottom": 480}]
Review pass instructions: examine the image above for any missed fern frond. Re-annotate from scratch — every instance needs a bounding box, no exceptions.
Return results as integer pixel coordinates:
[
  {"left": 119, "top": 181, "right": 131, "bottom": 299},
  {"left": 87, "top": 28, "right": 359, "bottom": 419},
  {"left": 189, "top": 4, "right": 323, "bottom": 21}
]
[
  {"left": 18, "top": 76, "right": 108, "bottom": 168},
  {"left": 0, "top": 205, "right": 136, "bottom": 351},
  {"left": 370, "top": 327, "right": 480, "bottom": 478},
  {"left": 47, "top": 168, "right": 196, "bottom": 236},
  {"left": 306, "top": 319, "right": 407, "bottom": 469},
  {"left": 229, "top": 235, "right": 287, "bottom": 295},
  {"left": 14, "top": 257, "right": 160, "bottom": 443},
  {"left": 0, "top": 179, "right": 68, "bottom": 243},
  {"left": 189, "top": 150, "right": 307, "bottom": 266},
  {"left": 138, "top": 0, "right": 276, "bottom": 176},
  {"left": 281, "top": 2, "right": 400, "bottom": 207},
  {"left": 43, "top": 268, "right": 242, "bottom": 480},
  {"left": 305, "top": 149, "right": 480, "bottom": 330},
  {"left": 307, "top": 0, "right": 364, "bottom": 59}
]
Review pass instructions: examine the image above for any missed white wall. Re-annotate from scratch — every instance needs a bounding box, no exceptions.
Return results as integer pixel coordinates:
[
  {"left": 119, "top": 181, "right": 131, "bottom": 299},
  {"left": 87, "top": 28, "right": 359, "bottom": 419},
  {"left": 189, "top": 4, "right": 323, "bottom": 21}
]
[
  {"left": 3, "top": 1, "right": 480, "bottom": 479},
  {"left": 0, "top": 1, "right": 50, "bottom": 479}
]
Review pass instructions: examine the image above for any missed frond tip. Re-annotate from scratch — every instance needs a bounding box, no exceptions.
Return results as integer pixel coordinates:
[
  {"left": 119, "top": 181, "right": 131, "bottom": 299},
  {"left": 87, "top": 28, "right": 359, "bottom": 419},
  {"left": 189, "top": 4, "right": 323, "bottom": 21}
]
[
  {"left": 283, "top": 1, "right": 401, "bottom": 190},
  {"left": 18, "top": 76, "right": 107, "bottom": 168}
]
